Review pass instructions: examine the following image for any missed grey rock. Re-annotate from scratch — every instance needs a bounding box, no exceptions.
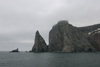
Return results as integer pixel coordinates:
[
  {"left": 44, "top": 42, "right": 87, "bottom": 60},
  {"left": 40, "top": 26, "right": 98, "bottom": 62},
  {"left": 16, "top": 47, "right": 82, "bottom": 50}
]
[
  {"left": 48, "top": 20, "right": 95, "bottom": 52},
  {"left": 79, "top": 24, "right": 100, "bottom": 35},
  {"left": 31, "top": 31, "right": 48, "bottom": 52},
  {"left": 10, "top": 48, "right": 19, "bottom": 52},
  {"left": 88, "top": 28, "right": 100, "bottom": 51}
]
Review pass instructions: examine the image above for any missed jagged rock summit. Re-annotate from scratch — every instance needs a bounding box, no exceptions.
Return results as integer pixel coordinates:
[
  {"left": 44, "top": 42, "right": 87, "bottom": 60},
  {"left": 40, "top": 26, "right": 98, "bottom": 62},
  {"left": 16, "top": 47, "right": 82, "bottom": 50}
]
[
  {"left": 48, "top": 20, "right": 95, "bottom": 52},
  {"left": 31, "top": 31, "right": 48, "bottom": 52}
]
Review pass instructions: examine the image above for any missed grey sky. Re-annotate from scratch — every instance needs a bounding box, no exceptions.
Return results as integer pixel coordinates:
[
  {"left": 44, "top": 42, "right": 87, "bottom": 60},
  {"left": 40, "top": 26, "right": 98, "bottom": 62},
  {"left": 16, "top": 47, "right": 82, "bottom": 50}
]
[{"left": 0, "top": 0, "right": 100, "bottom": 51}]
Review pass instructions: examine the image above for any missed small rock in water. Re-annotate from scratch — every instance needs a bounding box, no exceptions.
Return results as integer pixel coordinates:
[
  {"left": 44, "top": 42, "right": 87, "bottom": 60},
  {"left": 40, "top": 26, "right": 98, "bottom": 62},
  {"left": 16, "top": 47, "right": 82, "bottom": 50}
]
[{"left": 10, "top": 48, "right": 19, "bottom": 52}]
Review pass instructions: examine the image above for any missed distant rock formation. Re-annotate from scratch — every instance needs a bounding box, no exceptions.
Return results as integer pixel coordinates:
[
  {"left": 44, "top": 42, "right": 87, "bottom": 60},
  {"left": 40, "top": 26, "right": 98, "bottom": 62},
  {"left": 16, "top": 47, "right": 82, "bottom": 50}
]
[
  {"left": 10, "top": 48, "right": 19, "bottom": 52},
  {"left": 31, "top": 31, "right": 48, "bottom": 52},
  {"left": 30, "top": 20, "right": 100, "bottom": 52},
  {"left": 48, "top": 20, "right": 95, "bottom": 52},
  {"left": 88, "top": 28, "right": 100, "bottom": 51}
]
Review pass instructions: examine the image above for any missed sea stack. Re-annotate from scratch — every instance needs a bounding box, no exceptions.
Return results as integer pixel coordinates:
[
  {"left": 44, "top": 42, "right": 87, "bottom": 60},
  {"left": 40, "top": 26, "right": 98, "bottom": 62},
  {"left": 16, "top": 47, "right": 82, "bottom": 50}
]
[
  {"left": 31, "top": 31, "right": 48, "bottom": 52},
  {"left": 48, "top": 20, "right": 95, "bottom": 52}
]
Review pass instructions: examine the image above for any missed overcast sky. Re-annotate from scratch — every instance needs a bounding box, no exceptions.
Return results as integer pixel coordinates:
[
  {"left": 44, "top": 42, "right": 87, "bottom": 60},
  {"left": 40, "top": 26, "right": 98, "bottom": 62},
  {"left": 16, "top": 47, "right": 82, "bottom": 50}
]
[{"left": 0, "top": 0, "right": 100, "bottom": 51}]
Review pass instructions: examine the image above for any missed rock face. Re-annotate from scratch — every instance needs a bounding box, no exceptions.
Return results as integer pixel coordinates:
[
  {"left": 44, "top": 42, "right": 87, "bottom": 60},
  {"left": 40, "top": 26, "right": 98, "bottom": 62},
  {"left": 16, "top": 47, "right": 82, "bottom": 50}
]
[
  {"left": 88, "top": 28, "right": 100, "bottom": 51},
  {"left": 31, "top": 31, "right": 48, "bottom": 52},
  {"left": 79, "top": 24, "right": 100, "bottom": 34},
  {"left": 48, "top": 20, "right": 95, "bottom": 52}
]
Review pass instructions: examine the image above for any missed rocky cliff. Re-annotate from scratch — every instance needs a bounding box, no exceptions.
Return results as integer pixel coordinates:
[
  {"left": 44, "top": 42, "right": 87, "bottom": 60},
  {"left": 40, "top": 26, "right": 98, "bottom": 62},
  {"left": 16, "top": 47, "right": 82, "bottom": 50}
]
[
  {"left": 31, "top": 31, "right": 48, "bottom": 52},
  {"left": 48, "top": 20, "right": 95, "bottom": 52},
  {"left": 79, "top": 24, "right": 100, "bottom": 34},
  {"left": 31, "top": 20, "right": 100, "bottom": 52},
  {"left": 88, "top": 28, "right": 100, "bottom": 51}
]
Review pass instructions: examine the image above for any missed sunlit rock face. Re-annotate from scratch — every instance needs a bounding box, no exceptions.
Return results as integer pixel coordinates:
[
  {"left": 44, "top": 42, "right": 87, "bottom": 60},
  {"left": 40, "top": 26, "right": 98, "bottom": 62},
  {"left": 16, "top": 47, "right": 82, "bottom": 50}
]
[
  {"left": 48, "top": 20, "right": 94, "bottom": 52},
  {"left": 88, "top": 28, "right": 100, "bottom": 51},
  {"left": 31, "top": 31, "right": 48, "bottom": 52}
]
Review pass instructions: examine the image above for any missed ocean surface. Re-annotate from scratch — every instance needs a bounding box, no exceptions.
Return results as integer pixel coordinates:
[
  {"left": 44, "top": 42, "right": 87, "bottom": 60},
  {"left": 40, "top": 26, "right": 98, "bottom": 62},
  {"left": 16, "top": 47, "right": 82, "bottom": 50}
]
[{"left": 0, "top": 52, "right": 100, "bottom": 67}]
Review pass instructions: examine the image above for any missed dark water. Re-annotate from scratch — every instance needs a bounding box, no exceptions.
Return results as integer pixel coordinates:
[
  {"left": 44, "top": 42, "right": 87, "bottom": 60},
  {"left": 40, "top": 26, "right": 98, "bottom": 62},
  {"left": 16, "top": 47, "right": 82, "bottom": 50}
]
[{"left": 0, "top": 52, "right": 100, "bottom": 67}]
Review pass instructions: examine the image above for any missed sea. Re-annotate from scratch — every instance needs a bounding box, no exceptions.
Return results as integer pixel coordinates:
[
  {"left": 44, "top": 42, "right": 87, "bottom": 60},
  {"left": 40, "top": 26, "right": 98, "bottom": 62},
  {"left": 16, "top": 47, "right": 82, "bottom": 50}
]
[{"left": 0, "top": 52, "right": 100, "bottom": 67}]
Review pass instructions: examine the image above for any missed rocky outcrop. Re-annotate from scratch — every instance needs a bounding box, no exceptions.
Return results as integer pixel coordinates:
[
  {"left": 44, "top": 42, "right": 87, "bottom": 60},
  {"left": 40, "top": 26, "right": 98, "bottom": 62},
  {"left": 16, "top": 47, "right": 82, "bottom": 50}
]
[
  {"left": 48, "top": 20, "right": 95, "bottom": 52},
  {"left": 10, "top": 48, "right": 19, "bottom": 52},
  {"left": 31, "top": 31, "right": 48, "bottom": 52},
  {"left": 88, "top": 28, "right": 100, "bottom": 51},
  {"left": 30, "top": 20, "right": 100, "bottom": 52},
  {"left": 79, "top": 24, "right": 100, "bottom": 34}
]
